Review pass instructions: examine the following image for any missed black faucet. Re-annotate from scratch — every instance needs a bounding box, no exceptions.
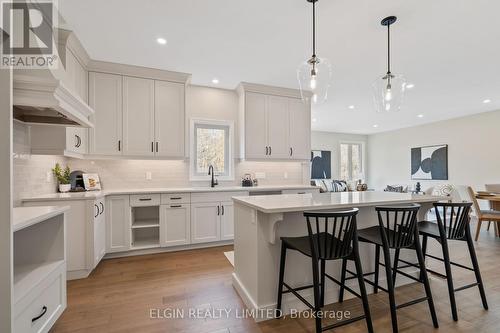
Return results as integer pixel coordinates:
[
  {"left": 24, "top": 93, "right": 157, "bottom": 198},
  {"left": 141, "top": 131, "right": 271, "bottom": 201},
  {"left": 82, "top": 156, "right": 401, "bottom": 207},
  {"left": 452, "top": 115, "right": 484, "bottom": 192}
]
[{"left": 208, "top": 165, "right": 218, "bottom": 188}]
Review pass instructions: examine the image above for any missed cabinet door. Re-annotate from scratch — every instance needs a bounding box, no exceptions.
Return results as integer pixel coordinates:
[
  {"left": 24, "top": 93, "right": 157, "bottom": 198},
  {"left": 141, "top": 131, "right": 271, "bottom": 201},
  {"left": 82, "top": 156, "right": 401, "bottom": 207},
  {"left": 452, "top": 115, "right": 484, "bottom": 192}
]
[
  {"left": 123, "top": 76, "right": 155, "bottom": 156},
  {"left": 244, "top": 92, "right": 268, "bottom": 159},
  {"left": 160, "top": 204, "right": 190, "bottom": 247},
  {"left": 88, "top": 72, "right": 123, "bottom": 155},
  {"left": 94, "top": 200, "right": 106, "bottom": 268},
  {"left": 288, "top": 98, "right": 311, "bottom": 160},
  {"left": 106, "top": 196, "right": 131, "bottom": 253},
  {"left": 220, "top": 201, "right": 234, "bottom": 240},
  {"left": 154, "top": 80, "right": 185, "bottom": 158},
  {"left": 190, "top": 202, "right": 220, "bottom": 244},
  {"left": 267, "top": 95, "right": 290, "bottom": 159}
]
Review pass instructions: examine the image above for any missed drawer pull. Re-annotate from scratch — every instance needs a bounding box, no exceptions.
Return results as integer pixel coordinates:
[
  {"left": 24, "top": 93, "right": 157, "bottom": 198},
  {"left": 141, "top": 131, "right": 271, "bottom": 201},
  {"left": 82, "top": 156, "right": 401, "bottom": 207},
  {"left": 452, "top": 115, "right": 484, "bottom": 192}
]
[
  {"left": 32, "top": 306, "right": 47, "bottom": 323},
  {"left": 170, "top": 197, "right": 182, "bottom": 200},
  {"left": 170, "top": 205, "right": 182, "bottom": 208},
  {"left": 298, "top": 192, "right": 306, "bottom": 194},
  {"left": 139, "top": 198, "right": 152, "bottom": 201}
]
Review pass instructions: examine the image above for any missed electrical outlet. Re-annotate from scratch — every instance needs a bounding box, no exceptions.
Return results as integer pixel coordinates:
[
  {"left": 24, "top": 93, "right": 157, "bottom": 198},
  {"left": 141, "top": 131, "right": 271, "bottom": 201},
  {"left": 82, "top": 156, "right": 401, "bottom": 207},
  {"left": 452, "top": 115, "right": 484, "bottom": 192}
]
[
  {"left": 145, "top": 172, "right": 152, "bottom": 180},
  {"left": 46, "top": 171, "right": 52, "bottom": 182},
  {"left": 255, "top": 172, "right": 266, "bottom": 179},
  {"left": 283, "top": 172, "right": 288, "bottom": 179}
]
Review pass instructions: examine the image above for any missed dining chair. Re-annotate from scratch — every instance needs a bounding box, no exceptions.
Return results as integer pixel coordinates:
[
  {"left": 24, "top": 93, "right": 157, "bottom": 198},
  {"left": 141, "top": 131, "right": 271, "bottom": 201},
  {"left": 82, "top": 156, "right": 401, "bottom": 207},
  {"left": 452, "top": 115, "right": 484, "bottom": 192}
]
[
  {"left": 485, "top": 184, "right": 500, "bottom": 233},
  {"left": 467, "top": 187, "right": 500, "bottom": 241}
]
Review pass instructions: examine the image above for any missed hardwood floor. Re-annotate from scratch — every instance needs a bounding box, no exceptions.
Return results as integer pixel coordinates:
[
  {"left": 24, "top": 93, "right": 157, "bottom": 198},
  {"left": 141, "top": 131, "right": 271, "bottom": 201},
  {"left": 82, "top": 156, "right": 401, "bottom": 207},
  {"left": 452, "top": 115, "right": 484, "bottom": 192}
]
[{"left": 52, "top": 223, "right": 500, "bottom": 333}]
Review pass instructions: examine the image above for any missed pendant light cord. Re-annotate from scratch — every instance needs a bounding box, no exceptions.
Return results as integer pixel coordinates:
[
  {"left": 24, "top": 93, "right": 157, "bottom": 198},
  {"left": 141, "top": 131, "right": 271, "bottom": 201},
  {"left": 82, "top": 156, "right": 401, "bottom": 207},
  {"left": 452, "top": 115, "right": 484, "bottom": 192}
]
[
  {"left": 312, "top": 0, "right": 316, "bottom": 58},
  {"left": 387, "top": 23, "right": 391, "bottom": 75}
]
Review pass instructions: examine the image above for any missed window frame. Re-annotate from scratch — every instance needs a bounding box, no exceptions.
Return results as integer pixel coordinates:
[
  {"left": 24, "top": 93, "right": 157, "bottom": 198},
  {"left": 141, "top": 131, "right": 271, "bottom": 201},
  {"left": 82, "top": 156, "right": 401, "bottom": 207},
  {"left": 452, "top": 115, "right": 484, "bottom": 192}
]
[
  {"left": 190, "top": 118, "right": 234, "bottom": 181},
  {"left": 339, "top": 141, "right": 366, "bottom": 181}
]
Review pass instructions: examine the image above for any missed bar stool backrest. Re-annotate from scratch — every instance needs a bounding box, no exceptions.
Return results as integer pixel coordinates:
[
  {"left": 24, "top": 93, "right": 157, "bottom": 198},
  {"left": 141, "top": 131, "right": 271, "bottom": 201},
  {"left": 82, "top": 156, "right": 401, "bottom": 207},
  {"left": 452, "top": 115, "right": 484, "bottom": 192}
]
[
  {"left": 375, "top": 204, "right": 420, "bottom": 249},
  {"left": 303, "top": 208, "right": 359, "bottom": 260},
  {"left": 433, "top": 201, "right": 472, "bottom": 240}
]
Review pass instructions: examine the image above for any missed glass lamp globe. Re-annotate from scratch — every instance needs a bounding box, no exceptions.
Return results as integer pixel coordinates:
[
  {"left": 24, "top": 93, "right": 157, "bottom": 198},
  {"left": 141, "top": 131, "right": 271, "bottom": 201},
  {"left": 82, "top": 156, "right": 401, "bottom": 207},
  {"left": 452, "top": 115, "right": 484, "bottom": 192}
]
[
  {"left": 371, "top": 73, "right": 406, "bottom": 112},
  {"left": 297, "top": 56, "right": 332, "bottom": 105}
]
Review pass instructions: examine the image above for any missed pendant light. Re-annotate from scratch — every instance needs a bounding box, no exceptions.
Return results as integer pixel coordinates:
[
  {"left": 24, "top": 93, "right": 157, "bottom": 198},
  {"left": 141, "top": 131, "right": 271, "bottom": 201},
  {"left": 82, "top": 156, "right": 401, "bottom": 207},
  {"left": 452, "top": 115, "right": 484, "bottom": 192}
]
[
  {"left": 372, "top": 16, "right": 407, "bottom": 113},
  {"left": 297, "top": 0, "right": 332, "bottom": 105}
]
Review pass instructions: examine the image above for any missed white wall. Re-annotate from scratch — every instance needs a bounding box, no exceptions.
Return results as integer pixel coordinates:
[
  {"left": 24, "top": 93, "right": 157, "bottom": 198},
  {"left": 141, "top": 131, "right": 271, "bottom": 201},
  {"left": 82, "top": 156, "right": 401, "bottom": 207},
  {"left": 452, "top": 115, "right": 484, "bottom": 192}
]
[
  {"left": 367, "top": 110, "right": 500, "bottom": 192},
  {"left": 311, "top": 131, "right": 368, "bottom": 180}
]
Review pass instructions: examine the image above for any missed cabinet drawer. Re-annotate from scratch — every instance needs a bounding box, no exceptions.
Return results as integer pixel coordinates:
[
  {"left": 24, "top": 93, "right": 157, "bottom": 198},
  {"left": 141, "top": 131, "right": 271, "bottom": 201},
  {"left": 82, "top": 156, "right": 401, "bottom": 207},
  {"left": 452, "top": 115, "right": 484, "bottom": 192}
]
[
  {"left": 161, "top": 193, "right": 190, "bottom": 205},
  {"left": 130, "top": 194, "right": 160, "bottom": 207},
  {"left": 281, "top": 189, "right": 319, "bottom": 195},
  {"left": 191, "top": 191, "right": 248, "bottom": 203},
  {"left": 14, "top": 266, "right": 65, "bottom": 333}
]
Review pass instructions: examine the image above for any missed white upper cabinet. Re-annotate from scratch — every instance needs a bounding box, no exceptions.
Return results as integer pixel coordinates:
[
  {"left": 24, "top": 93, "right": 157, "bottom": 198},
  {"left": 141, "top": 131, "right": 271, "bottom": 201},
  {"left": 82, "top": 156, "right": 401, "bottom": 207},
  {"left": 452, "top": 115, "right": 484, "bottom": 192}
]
[
  {"left": 154, "top": 80, "right": 185, "bottom": 158},
  {"left": 288, "top": 98, "right": 311, "bottom": 160},
  {"left": 244, "top": 92, "right": 268, "bottom": 159},
  {"left": 65, "top": 49, "right": 88, "bottom": 102},
  {"left": 239, "top": 83, "right": 311, "bottom": 161},
  {"left": 267, "top": 95, "right": 290, "bottom": 159},
  {"left": 88, "top": 72, "right": 123, "bottom": 155},
  {"left": 122, "top": 76, "right": 155, "bottom": 156}
]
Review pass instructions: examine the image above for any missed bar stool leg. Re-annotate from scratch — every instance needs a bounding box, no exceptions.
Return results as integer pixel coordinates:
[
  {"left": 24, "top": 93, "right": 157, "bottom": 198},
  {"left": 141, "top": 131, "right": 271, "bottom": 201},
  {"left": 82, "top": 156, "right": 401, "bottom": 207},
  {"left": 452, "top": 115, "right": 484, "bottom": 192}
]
[
  {"left": 320, "top": 259, "right": 326, "bottom": 307},
  {"left": 416, "top": 231, "right": 439, "bottom": 328},
  {"left": 338, "top": 258, "right": 347, "bottom": 302},
  {"left": 276, "top": 243, "right": 287, "bottom": 316},
  {"left": 440, "top": 236, "right": 458, "bottom": 321},
  {"left": 311, "top": 257, "right": 322, "bottom": 333},
  {"left": 382, "top": 245, "right": 399, "bottom": 333},
  {"left": 465, "top": 227, "right": 489, "bottom": 310},
  {"left": 353, "top": 237, "right": 374, "bottom": 333},
  {"left": 419, "top": 235, "right": 428, "bottom": 281},
  {"left": 374, "top": 245, "right": 380, "bottom": 294},
  {"left": 392, "top": 248, "right": 400, "bottom": 285}
]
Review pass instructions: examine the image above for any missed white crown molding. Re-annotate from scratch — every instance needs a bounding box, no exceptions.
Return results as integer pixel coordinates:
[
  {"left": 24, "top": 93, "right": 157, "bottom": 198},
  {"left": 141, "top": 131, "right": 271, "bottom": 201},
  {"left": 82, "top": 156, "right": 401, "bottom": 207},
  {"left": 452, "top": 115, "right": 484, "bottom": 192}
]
[{"left": 237, "top": 82, "right": 309, "bottom": 99}]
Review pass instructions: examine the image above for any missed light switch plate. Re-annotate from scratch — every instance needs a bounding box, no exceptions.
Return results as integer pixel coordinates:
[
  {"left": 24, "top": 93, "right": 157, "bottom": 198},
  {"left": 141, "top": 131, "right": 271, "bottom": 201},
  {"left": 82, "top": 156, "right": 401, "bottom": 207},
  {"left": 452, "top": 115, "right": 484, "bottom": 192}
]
[
  {"left": 145, "top": 171, "right": 152, "bottom": 180},
  {"left": 283, "top": 172, "right": 288, "bottom": 179},
  {"left": 46, "top": 171, "right": 52, "bottom": 182},
  {"left": 255, "top": 172, "right": 266, "bottom": 179}
]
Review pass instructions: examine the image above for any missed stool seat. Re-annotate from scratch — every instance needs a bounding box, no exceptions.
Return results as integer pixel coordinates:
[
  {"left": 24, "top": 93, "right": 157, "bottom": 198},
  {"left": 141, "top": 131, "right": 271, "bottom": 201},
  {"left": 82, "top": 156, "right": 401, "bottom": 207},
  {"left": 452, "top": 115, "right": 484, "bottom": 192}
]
[
  {"left": 281, "top": 232, "right": 351, "bottom": 259},
  {"left": 418, "top": 220, "right": 462, "bottom": 239},
  {"left": 358, "top": 225, "right": 413, "bottom": 247}
]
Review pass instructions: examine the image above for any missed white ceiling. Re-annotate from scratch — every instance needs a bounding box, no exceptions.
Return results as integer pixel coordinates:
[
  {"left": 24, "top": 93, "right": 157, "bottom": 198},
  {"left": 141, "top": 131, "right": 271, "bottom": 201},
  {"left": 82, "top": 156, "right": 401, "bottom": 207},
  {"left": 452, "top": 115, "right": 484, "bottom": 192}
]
[{"left": 59, "top": 0, "right": 500, "bottom": 134}]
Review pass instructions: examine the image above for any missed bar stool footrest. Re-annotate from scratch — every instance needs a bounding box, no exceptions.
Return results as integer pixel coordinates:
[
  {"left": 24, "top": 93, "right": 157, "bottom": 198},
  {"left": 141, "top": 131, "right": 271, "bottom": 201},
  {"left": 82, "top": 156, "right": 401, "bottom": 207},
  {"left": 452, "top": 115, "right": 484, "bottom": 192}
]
[
  {"left": 454, "top": 282, "right": 480, "bottom": 292},
  {"left": 396, "top": 296, "right": 429, "bottom": 309},
  {"left": 324, "top": 273, "right": 362, "bottom": 298},
  {"left": 321, "top": 314, "right": 367, "bottom": 331}
]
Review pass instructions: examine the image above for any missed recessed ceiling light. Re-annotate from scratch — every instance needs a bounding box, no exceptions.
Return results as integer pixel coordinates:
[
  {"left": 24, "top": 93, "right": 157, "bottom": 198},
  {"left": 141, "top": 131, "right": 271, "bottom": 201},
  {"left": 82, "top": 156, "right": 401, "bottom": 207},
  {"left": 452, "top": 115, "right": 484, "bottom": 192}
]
[
  {"left": 483, "top": 99, "right": 491, "bottom": 104},
  {"left": 212, "top": 78, "right": 219, "bottom": 84},
  {"left": 417, "top": 114, "right": 424, "bottom": 118},
  {"left": 156, "top": 37, "right": 167, "bottom": 45},
  {"left": 406, "top": 83, "right": 415, "bottom": 89},
  {"left": 372, "top": 124, "right": 379, "bottom": 128},
  {"left": 348, "top": 105, "right": 355, "bottom": 109}
]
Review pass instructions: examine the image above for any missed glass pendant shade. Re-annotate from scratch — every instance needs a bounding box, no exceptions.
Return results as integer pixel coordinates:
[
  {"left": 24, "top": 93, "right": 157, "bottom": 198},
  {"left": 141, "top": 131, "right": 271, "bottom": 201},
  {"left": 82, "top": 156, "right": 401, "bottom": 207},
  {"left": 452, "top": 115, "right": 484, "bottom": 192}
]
[
  {"left": 372, "top": 73, "right": 406, "bottom": 112},
  {"left": 297, "top": 56, "right": 332, "bottom": 105}
]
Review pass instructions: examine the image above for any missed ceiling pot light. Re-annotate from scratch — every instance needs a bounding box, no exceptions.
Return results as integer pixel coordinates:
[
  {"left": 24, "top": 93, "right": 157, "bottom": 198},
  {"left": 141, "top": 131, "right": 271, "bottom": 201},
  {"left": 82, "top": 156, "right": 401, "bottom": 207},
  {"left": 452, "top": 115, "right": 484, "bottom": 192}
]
[
  {"left": 372, "top": 16, "right": 406, "bottom": 113},
  {"left": 373, "top": 124, "right": 379, "bottom": 128},
  {"left": 483, "top": 99, "right": 491, "bottom": 104},
  {"left": 348, "top": 105, "right": 355, "bottom": 109},
  {"left": 297, "top": 0, "right": 332, "bottom": 105},
  {"left": 417, "top": 114, "right": 424, "bottom": 118},
  {"left": 212, "top": 78, "right": 219, "bottom": 84},
  {"left": 406, "top": 83, "right": 415, "bottom": 89},
  {"left": 156, "top": 37, "right": 167, "bottom": 45}
]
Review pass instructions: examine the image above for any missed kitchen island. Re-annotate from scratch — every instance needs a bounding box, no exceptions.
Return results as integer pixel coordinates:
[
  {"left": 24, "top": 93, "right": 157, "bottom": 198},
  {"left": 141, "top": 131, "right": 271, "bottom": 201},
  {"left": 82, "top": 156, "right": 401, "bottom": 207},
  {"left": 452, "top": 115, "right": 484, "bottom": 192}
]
[{"left": 231, "top": 191, "right": 445, "bottom": 320}]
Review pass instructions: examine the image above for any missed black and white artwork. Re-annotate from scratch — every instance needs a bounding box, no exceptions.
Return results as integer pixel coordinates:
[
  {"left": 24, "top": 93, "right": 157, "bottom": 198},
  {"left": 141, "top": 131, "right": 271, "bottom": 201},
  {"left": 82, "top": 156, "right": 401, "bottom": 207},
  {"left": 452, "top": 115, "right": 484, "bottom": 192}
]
[
  {"left": 311, "top": 150, "right": 331, "bottom": 179},
  {"left": 411, "top": 144, "right": 448, "bottom": 180}
]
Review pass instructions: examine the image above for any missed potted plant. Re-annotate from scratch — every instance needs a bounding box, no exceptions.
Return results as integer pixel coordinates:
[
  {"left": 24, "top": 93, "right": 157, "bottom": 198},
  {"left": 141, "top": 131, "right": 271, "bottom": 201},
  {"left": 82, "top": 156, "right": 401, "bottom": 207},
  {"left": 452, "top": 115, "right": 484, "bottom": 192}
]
[{"left": 52, "top": 163, "right": 71, "bottom": 193}]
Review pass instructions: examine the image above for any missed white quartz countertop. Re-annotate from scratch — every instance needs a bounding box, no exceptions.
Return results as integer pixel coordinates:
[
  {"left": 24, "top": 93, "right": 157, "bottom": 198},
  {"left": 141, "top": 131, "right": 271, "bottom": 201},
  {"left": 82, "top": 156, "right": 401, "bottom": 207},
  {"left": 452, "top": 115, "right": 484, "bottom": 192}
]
[
  {"left": 232, "top": 191, "right": 446, "bottom": 214},
  {"left": 13, "top": 206, "right": 69, "bottom": 232},
  {"left": 21, "top": 185, "right": 318, "bottom": 202}
]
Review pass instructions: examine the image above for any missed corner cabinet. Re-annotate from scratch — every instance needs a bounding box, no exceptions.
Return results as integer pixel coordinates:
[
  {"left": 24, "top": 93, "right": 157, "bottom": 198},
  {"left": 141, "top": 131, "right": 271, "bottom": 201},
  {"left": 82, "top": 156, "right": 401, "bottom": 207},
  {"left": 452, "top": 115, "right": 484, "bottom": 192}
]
[
  {"left": 238, "top": 83, "right": 311, "bottom": 161},
  {"left": 88, "top": 67, "right": 187, "bottom": 159}
]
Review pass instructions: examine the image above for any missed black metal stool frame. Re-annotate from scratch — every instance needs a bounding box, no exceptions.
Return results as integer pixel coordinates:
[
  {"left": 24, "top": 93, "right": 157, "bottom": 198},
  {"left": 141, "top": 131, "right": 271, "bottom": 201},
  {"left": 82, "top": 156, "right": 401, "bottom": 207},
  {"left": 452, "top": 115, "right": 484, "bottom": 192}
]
[
  {"left": 276, "top": 208, "right": 374, "bottom": 333},
  {"left": 393, "top": 202, "right": 488, "bottom": 321},
  {"left": 340, "top": 204, "right": 439, "bottom": 333}
]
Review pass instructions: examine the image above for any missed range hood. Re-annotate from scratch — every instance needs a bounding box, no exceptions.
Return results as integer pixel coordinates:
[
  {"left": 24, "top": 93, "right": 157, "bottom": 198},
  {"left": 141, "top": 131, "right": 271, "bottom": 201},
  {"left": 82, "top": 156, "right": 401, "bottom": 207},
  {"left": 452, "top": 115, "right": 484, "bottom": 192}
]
[
  {"left": 13, "top": 71, "right": 94, "bottom": 127},
  {"left": 12, "top": 27, "right": 94, "bottom": 127}
]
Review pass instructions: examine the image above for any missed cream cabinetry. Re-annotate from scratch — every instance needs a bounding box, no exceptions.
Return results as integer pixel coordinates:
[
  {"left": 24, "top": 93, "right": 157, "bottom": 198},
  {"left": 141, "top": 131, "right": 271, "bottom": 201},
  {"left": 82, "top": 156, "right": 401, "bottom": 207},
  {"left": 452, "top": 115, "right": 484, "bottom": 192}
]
[
  {"left": 30, "top": 125, "right": 87, "bottom": 158},
  {"left": 106, "top": 196, "right": 131, "bottom": 253},
  {"left": 238, "top": 83, "right": 311, "bottom": 161},
  {"left": 161, "top": 204, "right": 191, "bottom": 247}
]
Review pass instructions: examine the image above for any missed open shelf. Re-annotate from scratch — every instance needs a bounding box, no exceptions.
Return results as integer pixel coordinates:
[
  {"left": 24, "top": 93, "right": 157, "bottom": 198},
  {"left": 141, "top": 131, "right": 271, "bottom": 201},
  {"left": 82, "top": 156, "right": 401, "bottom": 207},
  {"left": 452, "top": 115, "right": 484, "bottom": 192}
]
[
  {"left": 131, "top": 224, "right": 160, "bottom": 250},
  {"left": 131, "top": 219, "right": 160, "bottom": 229},
  {"left": 14, "top": 260, "right": 64, "bottom": 304}
]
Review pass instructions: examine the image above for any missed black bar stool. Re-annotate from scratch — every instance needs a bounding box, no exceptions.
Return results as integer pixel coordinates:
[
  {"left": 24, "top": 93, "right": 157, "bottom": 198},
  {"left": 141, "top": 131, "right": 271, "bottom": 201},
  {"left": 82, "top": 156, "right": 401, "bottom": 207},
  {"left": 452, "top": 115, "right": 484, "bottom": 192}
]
[
  {"left": 340, "top": 203, "right": 438, "bottom": 333},
  {"left": 394, "top": 201, "right": 488, "bottom": 321},
  {"left": 276, "top": 208, "right": 374, "bottom": 333}
]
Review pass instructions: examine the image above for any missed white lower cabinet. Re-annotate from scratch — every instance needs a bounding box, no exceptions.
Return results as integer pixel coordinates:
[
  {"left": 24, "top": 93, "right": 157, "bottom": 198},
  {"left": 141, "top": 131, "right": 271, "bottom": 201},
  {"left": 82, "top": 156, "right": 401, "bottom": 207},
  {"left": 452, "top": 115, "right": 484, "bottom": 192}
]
[
  {"left": 106, "top": 195, "right": 131, "bottom": 253},
  {"left": 191, "top": 202, "right": 221, "bottom": 244},
  {"left": 220, "top": 202, "right": 234, "bottom": 240},
  {"left": 160, "top": 204, "right": 190, "bottom": 247},
  {"left": 92, "top": 199, "right": 106, "bottom": 269}
]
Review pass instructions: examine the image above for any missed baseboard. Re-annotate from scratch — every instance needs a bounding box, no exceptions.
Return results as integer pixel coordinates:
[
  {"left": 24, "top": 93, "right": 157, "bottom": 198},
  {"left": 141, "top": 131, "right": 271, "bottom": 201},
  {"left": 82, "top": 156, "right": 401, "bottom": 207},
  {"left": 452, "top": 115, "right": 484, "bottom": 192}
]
[{"left": 67, "top": 269, "right": 91, "bottom": 280}]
